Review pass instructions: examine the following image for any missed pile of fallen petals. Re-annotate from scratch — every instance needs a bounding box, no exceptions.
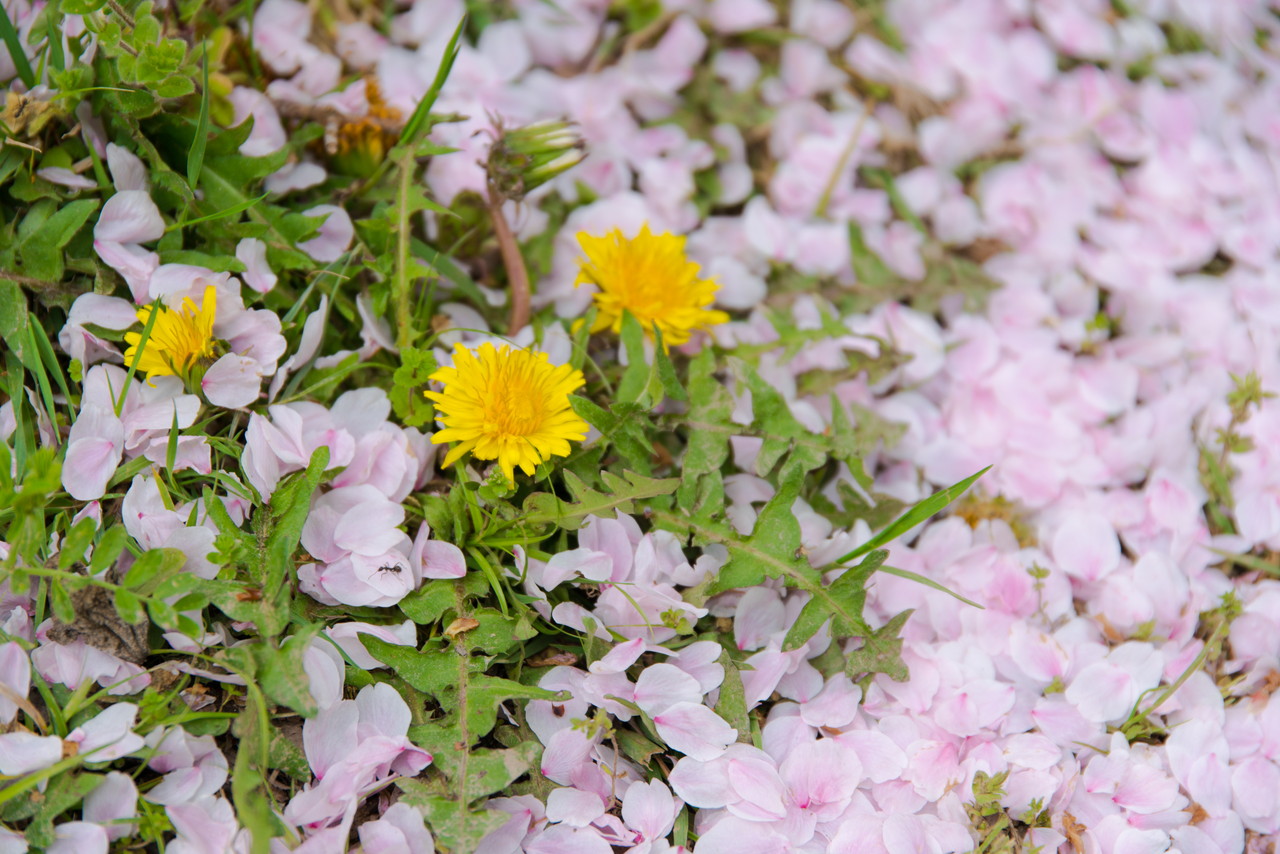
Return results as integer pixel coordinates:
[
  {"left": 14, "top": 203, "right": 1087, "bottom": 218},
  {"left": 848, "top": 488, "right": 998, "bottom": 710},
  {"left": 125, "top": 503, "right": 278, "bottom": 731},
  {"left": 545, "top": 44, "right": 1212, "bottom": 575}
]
[{"left": 3, "top": 0, "right": 1280, "bottom": 852}]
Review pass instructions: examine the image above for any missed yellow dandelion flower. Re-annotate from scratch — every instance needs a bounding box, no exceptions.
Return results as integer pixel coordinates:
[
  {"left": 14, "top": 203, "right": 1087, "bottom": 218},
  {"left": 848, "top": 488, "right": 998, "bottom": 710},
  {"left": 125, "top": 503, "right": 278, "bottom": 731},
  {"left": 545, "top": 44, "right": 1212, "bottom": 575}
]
[
  {"left": 575, "top": 225, "right": 730, "bottom": 347},
  {"left": 425, "top": 342, "right": 589, "bottom": 483},
  {"left": 123, "top": 286, "right": 218, "bottom": 384}
]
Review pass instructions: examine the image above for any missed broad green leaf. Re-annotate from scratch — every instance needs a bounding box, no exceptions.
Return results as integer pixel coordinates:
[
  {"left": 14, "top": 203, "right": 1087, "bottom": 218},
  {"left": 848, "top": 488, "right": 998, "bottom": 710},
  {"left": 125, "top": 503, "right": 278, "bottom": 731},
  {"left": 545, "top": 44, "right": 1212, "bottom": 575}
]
[
  {"left": 0, "top": 280, "right": 33, "bottom": 369},
  {"left": 617, "top": 311, "right": 654, "bottom": 405},
  {"left": 264, "top": 447, "right": 329, "bottom": 588},
  {"left": 89, "top": 526, "right": 132, "bottom": 574},
  {"left": 618, "top": 728, "right": 667, "bottom": 766},
  {"left": 267, "top": 728, "right": 310, "bottom": 780},
  {"left": 122, "top": 548, "right": 187, "bottom": 593},
  {"left": 57, "top": 517, "right": 98, "bottom": 570},
  {"left": 715, "top": 650, "right": 752, "bottom": 745},
  {"left": 618, "top": 316, "right": 685, "bottom": 406},
  {"left": 114, "top": 589, "right": 145, "bottom": 625}
]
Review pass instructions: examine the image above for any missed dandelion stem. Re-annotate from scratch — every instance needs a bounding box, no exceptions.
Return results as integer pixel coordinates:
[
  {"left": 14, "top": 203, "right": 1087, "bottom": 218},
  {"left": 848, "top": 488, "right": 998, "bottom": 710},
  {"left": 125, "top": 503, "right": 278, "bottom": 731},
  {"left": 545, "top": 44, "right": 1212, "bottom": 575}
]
[
  {"left": 394, "top": 152, "right": 415, "bottom": 350},
  {"left": 489, "top": 186, "right": 532, "bottom": 335}
]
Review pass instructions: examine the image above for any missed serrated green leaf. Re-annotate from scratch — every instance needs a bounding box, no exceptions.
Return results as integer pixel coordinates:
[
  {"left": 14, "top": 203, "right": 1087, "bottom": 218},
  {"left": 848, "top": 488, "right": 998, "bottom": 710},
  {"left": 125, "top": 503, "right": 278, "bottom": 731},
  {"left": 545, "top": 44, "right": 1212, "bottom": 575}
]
[
  {"left": 399, "top": 579, "right": 458, "bottom": 626},
  {"left": 253, "top": 625, "right": 322, "bottom": 717},
  {"left": 737, "top": 358, "right": 830, "bottom": 480},
  {"left": 848, "top": 221, "right": 896, "bottom": 288},
  {"left": 701, "top": 471, "right": 816, "bottom": 595},
  {"left": 365, "top": 640, "right": 476, "bottom": 694},
  {"left": 403, "top": 740, "right": 541, "bottom": 802},
  {"left": 429, "top": 675, "right": 563, "bottom": 748},
  {"left": 396, "top": 784, "right": 505, "bottom": 854},
  {"left": 465, "top": 607, "right": 537, "bottom": 655},
  {"left": 845, "top": 609, "right": 913, "bottom": 683},
  {"left": 389, "top": 346, "right": 438, "bottom": 427},
  {"left": 568, "top": 397, "right": 653, "bottom": 472},
  {"left": 23, "top": 773, "right": 101, "bottom": 848},
  {"left": 521, "top": 469, "right": 679, "bottom": 530},
  {"left": 782, "top": 549, "right": 884, "bottom": 651}
]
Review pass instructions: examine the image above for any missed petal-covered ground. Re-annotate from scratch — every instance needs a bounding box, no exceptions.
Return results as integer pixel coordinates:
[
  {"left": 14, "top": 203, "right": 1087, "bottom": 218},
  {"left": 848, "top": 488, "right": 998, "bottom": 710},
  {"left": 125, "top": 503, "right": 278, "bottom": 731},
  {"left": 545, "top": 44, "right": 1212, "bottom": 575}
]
[{"left": 2, "top": 0, "right": 1280, "bottom": 852}]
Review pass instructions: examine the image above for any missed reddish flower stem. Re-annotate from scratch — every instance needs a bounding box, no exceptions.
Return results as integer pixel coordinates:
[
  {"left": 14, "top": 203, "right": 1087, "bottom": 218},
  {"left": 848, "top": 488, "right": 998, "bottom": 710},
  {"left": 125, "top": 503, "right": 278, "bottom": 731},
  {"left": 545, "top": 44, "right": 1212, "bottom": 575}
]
[{"left": 489, "top": 188, "right": 532, "bottom": 336}]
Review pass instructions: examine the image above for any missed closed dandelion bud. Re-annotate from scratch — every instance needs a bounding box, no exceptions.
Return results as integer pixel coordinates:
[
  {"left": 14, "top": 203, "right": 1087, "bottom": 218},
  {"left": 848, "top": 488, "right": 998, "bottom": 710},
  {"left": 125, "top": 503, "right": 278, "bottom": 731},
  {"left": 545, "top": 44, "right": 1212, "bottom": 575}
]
[{"left": 486, "top": 120, "right": 586, "bottom": 201}]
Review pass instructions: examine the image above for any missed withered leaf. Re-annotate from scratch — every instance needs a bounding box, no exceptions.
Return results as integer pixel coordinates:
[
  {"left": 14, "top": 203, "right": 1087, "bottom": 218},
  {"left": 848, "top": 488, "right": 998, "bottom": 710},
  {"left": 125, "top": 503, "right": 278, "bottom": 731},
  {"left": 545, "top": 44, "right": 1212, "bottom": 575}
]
[{"left": 443, "top": 617, "right": 480, "bottom": 641}]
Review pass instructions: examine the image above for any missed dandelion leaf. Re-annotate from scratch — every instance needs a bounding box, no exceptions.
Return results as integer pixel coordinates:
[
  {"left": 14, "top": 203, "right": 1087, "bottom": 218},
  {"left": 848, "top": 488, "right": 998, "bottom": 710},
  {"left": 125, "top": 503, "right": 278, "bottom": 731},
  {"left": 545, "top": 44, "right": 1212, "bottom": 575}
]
[
  {"left": 522, "top": 469, "right": 679, "bottom": 530},
  {"left": 845, "top": 609, "right": 914, "bottom": 684}
]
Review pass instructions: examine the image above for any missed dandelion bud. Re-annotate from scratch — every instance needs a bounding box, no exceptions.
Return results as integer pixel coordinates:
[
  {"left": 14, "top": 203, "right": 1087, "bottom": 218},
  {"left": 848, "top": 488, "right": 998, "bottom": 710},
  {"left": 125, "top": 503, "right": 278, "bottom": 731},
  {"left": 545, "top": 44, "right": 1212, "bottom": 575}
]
[{"left": 486, "top": 119, "right": 586, "bottom": 201}]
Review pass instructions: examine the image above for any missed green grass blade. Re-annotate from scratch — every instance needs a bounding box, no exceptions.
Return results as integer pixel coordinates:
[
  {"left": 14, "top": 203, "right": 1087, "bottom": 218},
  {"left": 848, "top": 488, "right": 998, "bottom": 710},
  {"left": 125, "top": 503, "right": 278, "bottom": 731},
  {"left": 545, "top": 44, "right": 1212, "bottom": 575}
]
[
  {"left": 114, "top": 299, "right": 161, "bottom": 417},
  {"left": 397, "top": 14, "right": 466, "bottom": 149},
  {"left": 166, "top": 193, "right": 267, "bottom": 233},
  {"left": 187, "top": 46, "right": 211, "bottom": 187},
  {"left": 833, "top": 466, "right": 990, "bottom": 565},
  {"left": 28, "top": 315, "right": 72, "bottom": 405},
  {"left": 22, "top": 322, "right": 58, "bottom": 443},
  {"left": 4, "top": 352, "right": 30, "bottom": 471},
  {"left": 43, "top": 0, "right": 65, "bottom": 72},
  {"left": 877, "top": 565, "right": 984, "bottom": 608},
  {"left": 0, "top": 3, "right": 35, "bottom": 89}
]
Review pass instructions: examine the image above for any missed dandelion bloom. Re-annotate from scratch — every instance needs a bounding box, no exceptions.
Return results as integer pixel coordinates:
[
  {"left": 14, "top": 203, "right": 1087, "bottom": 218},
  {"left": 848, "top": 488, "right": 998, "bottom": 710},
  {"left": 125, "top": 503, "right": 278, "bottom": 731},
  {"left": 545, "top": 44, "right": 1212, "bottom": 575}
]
[
  {"left": 425, "top": 343, "right": 589, "bottom": 482},
  {"left": 123, "top": 286, "right": 218, "bottom": 384},
  {"left": 575, "top": 225, "right": 729, "bottom": 346}
]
